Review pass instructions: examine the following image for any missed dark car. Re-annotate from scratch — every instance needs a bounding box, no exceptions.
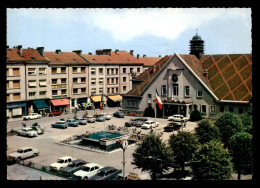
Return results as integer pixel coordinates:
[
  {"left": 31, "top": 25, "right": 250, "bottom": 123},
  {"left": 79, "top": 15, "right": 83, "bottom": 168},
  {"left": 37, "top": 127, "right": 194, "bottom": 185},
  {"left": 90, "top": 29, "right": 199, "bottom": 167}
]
[
  {"left": 133, "top": 118, "right": 148, "bottom": 127},
  {"left": 113, "top": 111, "right": 124, "bottom": 118},
  {"left": 90, "top": 166, "right": 122, "bottom": 180},
  {"left": 125, "top": 118, "right": 137, "bottom": 127},
  {"left": 61, "top": 159, "right": 87, "bottom": 176},
  {"left": 164, "top": 122, "right": 181, "bottom": 132},
  {"left": 66, "top": 118, "right": 79, "bottom": 127}
]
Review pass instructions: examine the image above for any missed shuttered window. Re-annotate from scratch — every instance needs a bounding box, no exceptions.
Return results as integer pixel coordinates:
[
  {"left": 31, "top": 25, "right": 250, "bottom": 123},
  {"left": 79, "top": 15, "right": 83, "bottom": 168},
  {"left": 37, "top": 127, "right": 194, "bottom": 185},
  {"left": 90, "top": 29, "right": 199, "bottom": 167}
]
[
  {"left": 13, "top": 80, "right": 20, "bottom": 88},
  {"left": 13, "top": 68, "right": 20, "bottom": 76},
  {"left": 13, "top": 93, "right": 21, "bottom": 101}
]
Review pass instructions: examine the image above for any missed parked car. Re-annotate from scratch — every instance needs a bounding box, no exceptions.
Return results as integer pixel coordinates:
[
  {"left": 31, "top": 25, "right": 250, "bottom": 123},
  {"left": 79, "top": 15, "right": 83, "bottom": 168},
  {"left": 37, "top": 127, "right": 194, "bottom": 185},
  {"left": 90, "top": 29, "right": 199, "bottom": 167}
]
[
  {"left": 61, "top": 159, "right": 88, "bottom": 176},
  {"left": 50, "top": 156, "right": 76, "bottom": 171},
  {"left": 168, "top": 114, "right": 188, "bottom": 122},
  {"left": 141, "top": 120, "right": 159, "bottom": 129},
  {"left": 100, "top": 113, "right": 111, "bottom": 120},
  {"left": 73, "top": 162, "right": 103, "bottom": 180},
  {"left": 125, "top": 118, "right": 138, "bottom": 127},
  {"left": 17, "top": 127, "right": 38, "bottom": 137},
  {"left": 113, "top": 111, "right": 124, "bottom": 118},
  {"left": 51, "top": 121, "right": 68, "bottom": 129},
  {"left": 8, "top": 147, "right": 40, "bottom": 162},
  {"left": 134, "top": 118, "right": 148, "bottom": 127},
  {"left": 66, "top": 118, "right": 79, "bottom": 127},
  {"left": 164, "top": 122, "right": 181, "bottom": 132},
  {"left": 23, "top": 113, "right": 42, "bottom": 120},
  {"left": 94, "top": 114, "right": 105, "bottom": 122},
  {"left": 31, "top": 126, "right": 44, "bottom": 134},
  {"left": 75, "top": 118, "right": 87, "bottom": 125},
  {"left": 90, "top": 166, "right": 122, "bottom": 180},
  {"left": 49, "top": 110, "right": 62, "bottom": 117},
  {"left": 85, "top": 115, "right": 96, "bottom": 123}
]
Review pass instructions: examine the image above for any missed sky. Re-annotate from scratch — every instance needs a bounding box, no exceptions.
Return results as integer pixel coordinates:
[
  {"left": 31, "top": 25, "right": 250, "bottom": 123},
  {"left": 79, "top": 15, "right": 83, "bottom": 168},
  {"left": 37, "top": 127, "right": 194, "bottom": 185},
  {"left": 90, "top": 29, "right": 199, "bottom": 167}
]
[{"left": 7, "top": 8, "right": 252, "bottom": 57}]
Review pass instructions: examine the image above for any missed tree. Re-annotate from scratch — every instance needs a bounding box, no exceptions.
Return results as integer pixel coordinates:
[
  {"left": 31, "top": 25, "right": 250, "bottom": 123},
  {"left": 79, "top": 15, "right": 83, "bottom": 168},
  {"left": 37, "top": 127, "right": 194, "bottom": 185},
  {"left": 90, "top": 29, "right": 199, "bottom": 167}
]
[
  {"left": 189, "top": 110, "right": 202, "bottom": 121},
  {"left": 132, "top": 132, "right": 172, "bottom": 180},
  {"left": 194, "top": 119, "right": 220, "bottom": 144},
  {"left": 215, "top": 112, "right": 243, "bottom": 148},
  {"left": 168, "top": 131, "right": 199, "bottom": 173},
  {"left": 239, "top": 113, "right": 253, "bottom": 134},
  {"left": 229, "top": 132, "right": 253, "bottom": 180},
  {"left": 192, "top": 140, "right": 233, "bottom": 180},
  {"left": 143, "top": 106, "right": 155, "bottom": 117}
]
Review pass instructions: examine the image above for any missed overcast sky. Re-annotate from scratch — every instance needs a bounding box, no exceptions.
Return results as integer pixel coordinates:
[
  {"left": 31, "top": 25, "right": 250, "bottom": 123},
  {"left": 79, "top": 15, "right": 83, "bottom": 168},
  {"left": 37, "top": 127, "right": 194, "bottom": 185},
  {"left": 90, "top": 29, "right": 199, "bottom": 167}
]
[{"left": 7, "top": 8, "right": 252, "bottom": 57}]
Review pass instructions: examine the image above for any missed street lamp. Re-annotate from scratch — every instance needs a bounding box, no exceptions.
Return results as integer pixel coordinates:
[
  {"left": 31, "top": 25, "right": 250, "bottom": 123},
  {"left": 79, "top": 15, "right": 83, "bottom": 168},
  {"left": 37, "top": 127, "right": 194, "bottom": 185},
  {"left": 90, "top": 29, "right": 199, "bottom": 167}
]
[{"left": 120, "top": 139, "right": 128, "bottom": 180}]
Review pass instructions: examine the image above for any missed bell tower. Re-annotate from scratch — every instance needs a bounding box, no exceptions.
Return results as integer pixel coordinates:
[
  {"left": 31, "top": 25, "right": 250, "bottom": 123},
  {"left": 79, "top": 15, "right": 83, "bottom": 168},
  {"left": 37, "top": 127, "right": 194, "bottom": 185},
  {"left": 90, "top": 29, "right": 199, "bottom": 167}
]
[{"left": 189, "top": 29, "right": 204, "bottom": 60}]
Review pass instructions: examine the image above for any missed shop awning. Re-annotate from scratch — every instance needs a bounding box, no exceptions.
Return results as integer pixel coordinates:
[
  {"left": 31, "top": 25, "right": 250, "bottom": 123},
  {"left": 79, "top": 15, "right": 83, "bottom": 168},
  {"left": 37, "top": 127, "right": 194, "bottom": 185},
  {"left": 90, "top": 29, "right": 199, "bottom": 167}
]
[
  {"left": 51, "top": 99, "right": 70, "bottom": 106},
  {"left": 33, "top": 100, "right": 49, "bottom": 110},
  {"left": 7, "top": 103, "right": 26, "bottom": 109},
  {"left": 91, "top": 96, "right": 107, "bottom": 102},
  {"left": 108, "top": 95, "right": 122, "bottom": 102}
]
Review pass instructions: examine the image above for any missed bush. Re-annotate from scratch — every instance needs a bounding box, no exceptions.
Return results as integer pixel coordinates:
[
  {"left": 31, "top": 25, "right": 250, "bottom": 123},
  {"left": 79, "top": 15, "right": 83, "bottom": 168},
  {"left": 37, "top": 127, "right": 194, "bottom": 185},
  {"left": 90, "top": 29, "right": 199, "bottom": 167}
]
[
  {"left": 143, "top": 106, "right": 155, "bottom": 117},
  {"left": 190, "top": 110, "right": 202, "bottom": 121}
]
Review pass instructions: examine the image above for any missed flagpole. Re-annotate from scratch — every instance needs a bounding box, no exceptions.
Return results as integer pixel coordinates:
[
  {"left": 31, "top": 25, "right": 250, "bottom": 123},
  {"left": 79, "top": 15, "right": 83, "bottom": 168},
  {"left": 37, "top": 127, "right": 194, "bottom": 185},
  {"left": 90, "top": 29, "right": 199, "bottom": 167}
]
[{"left": 154, "top": 87, "right": 156, "bottom": 132}]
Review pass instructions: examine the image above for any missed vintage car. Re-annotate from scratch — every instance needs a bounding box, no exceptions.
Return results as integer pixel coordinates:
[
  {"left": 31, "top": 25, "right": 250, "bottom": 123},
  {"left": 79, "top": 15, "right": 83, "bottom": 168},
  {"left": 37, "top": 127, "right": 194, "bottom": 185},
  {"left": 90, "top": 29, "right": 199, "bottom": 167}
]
[
  {"left": 31, "top": 126, "right": 44, "bottom": 134},
  {"left": 125, "top": 118, "right": 138, "bottom": 127},
  {"left": 17, "top": 127, "right": 38, "bottom": 137},
  {"left": 8, "top": 147, "right": 40, "bottom": 161},
  {"left": 141, "top": 120, "right": 159, "bottom": 129},
  {"left": 125, "top": 118, "right": 148, "bottom": 127},
  {"left": 94, "top": 114, "right": 106, "bottom": 122},
  {"left": 51, "top": 121, "right": 68, "bottom": 129},
  {"left": 168, "top": 114, "right": 188, "bottom": 122},
  {"left": 66, "top": 118, "right": 79, "bottom": 127},
  {"left": 85, "top": 115, "right": 96, "bottom": 123},
  {"left": 75, "top": 118, "right": 87, "bottom": 125},
  {"left": 73, "top": 162, "right": 103, "bottom": 180},
  {"left": 49, "top": 110, "right": 62, "bottom": 117},
  {"left": 113, "top": 111, "right": 124, "bottom": 118},
  {"left": 61, "top": 159, "right": 88, "bottom": 176},
  {"left": 23, "top": 113, "right": 42, "bottom": 120},
  {"left": 164, "top": 122, "right": 181, "bottom": 132},
  {"left": 50, "top": 156, "right": 76, "bottom": 171},
  {"left": 100, "top": 113, "right": 112, "bottom": 120},
  {"left": 90, "top": 166, "right": 122, "bottom": 180}
]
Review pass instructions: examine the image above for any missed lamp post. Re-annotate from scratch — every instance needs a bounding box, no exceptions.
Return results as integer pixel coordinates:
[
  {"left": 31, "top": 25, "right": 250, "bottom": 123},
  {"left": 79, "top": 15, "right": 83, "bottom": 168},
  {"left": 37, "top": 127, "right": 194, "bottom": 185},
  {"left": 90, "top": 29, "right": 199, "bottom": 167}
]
[{"left": 120, "top": 139, "right": 128, "bottom": 180}]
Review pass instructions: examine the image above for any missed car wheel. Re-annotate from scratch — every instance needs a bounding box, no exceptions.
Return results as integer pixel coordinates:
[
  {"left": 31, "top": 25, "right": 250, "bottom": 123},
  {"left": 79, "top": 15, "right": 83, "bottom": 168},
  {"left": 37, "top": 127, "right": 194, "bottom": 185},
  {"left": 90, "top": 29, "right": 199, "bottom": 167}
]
[
  {"left": 83, "top": 176, "right": 88, "bottom": 180},
  {"left": 33, "top": 153, "right": 37, "bottom": 157}
]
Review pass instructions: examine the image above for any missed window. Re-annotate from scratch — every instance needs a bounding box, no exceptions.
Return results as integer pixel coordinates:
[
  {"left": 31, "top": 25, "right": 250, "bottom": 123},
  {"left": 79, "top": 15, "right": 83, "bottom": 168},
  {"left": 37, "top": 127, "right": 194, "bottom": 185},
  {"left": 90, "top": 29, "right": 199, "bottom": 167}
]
[
  {"left": 73, "top": 78, "right": 78, "bottom": 84},
  {"left": 52, "top": 68, "right": 57, "bottom": 74},
  {"left": 39, "top": 68, "right": 46, "bottom": 75},
  {"left": 81, "top": 67, "right": 86, "bottom": 73},
  {"left": 13, "top": 80, "right": 20, "bottom": 88},
  {"left": 116, "top": 69, "right": 118, "bottom": 74},
  {"left": 13, "top": 68, "right": 20, "bottom": 76},
  {"left": 147, "top": 94, "right": 152, "bottom": 104},
  {"left": 229, "top": 107, "right": 234, "bottom": 113},
  {"left": 99, "top": 78, "right": 103, "bottom": 85},
  {"left": 111, "top": 78, "right": 114, "bottom": 84},
  {"left": 220, "top": 106, "right": 225, "bottom": 113},
  {"left": 91, "top": 68, "right": 96, "bottom": 75},
  {"left": 29, "top": 92, "right": 36, "bottom": 99},
  {"left": 107, "top": 88, "right": 110, "bottom": 94},
  {"left": 13, "top": 93, "right": 21, "bottom": 100},
  {"left": 111, "top": 69, "right": 114, "bottom": 74},
  {"left": 99, "top": 68, "right": 103, "bottom": 74},
  {"left": 61, "top": 90, "right": 66, "bottom": 95},
  {"left": 201, "top": 105, "right": 207, "bottom": 115},
  {"left": 197, "top": 91, "right": 203, "bottom": 98},
  {"left": 193, "top": 104, "right": 198, "bottom": 111},
  {"left": 123, "top": 68, "right": 126, "bottom": 73},
  {"left": 184, "top": 86, "right": 190, "bottom": 97},
  {"left": 130, "top": 68, "right": 134, "bottom": 73},
  {"left": 6, "top": 94, "right": 10, "bottom": 102},
  {"left": 238, "top": 108, "right": 244, "bottom": 114},
  {"left": 81, "top": 77, "right": 86, "bottom": 83},
  {"left": 112, "top": 88, "right": 114, "bottom": 93},
  {"left": 99, "top": 88, "right": 103, "bottom": 94},
  {"left": 39, "top": 91, "right": 46, "bottom": 97},
  {"left": 52, "top": 79, "right": 58, "bottom": 85},
  {"left": 107, "top": 79, "right": 110, "bottom": 84},
  {"left": 61, "top": 67, "right": 66, "bottom": 73},
  {"left": 28, "top": 80, "right": 37, "bottom": 88},
  {"left": 107, "top": 69, "right": 110, "bottom": 75},
  {"left": 127, "top": 99, "right": 137, "bottom": 107},
  {"left": 73, "top": 67, "right": 78, "bottom": 73},
  {"left": 116, "top": 78, "right": 119, "bottom": 84},
  {"left": 116, "top": 87, "right": 118, "bottom": 93},
  {"left": 210, "top": 105, "right": 216, "bottom": 114},
  {"left": 123, "top": 86, "right": 126, "bottom": 91},
  {"left": 161, "top": 85, "right": 167, "bottom": 96},
  {"left": 173, "top": 84, "right": 178, "bottom": 96},
  {"left": 91, "top": 78, "right": 96, "bottom": 85},
  {"left": 52, "top": 90, "right": 58, "bottom": 96},
  {"left": 73, "top": 89, "right": 78, "bottom": 94},
  {"left": 91, "top": 88, "right": 96, "bottom": 96},
  {"left": 81, "top": 88, "right": 86, "bottom": 94},
  {"left": 123, "top": 77, "right": 126, "bottom": 82},
  {"left": 28, "top": 68, "right": 36, "bottom": 75},
  {"left": 61, "top": 78, "right": 67, "bottom": 84},
  {"left": 137, "top": 67, "right": 141, "bottom": 73},
  {"left": 39, "top": 80, "right": 47, "bottom": 87}
]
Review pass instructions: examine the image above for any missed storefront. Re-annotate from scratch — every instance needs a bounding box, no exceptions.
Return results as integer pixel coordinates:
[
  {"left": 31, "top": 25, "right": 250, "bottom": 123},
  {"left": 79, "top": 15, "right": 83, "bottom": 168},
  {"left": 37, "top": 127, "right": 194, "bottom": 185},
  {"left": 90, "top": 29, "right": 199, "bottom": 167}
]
[
  {"left": 91, "top": 95, "right": 107, "bottom": 109},
  {"left": 33, "top": 99, "right": 49, "bottom": 117},
  {"left": 6, "top": 102, "right": 27, "bottom": 119},
  {"left": 50, "top": 99, "right": 70, "bottom": 113},
  {"left": 107, "top": 95, "right": 122, "bottom": 107}
]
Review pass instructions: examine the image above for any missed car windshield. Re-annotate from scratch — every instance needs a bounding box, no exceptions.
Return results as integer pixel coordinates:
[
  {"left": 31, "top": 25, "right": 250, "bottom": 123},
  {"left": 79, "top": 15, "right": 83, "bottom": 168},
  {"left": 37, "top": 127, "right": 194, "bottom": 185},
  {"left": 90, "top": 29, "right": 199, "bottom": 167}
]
[
  {"left": 82, "top": 167, "right": 90, "bottom": 172},
  {"left": 68, "top": 163, "right": 76, "bottom": 167},
  {"left": 17, "top": 149, "right": 23, "bottom": 153},
  {"left": 57, "top": 159, "right": 65, "bottom": 163},
  {"left": 97, "top": 171, "right": 106, "bottom": 176}
]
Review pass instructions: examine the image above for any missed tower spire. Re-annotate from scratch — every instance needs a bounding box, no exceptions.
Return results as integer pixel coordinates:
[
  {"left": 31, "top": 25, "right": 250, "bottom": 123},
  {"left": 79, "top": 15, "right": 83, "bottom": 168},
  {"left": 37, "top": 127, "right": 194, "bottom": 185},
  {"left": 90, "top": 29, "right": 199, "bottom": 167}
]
[{"left": 189, "top": 30, "right": 204, "bottom": 60}]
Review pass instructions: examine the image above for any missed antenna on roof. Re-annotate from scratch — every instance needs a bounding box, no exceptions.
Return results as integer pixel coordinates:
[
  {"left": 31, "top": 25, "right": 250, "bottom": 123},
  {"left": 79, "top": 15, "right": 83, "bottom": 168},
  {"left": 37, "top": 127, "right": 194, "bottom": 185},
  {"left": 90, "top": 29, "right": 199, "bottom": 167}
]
[{"left": 196, "top": 29, "right": 198, "bottom": 35}]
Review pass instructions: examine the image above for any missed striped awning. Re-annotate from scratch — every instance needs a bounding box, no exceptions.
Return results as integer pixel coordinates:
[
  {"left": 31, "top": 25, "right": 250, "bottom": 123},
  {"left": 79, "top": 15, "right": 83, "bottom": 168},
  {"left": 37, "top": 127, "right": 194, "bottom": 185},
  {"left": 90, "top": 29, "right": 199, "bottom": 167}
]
[
  {"left": 91, "top": 96, "right": 107, "bottom": 102},
  {"left": 108, "top": 95, "right": 122, "bottom": 102}
]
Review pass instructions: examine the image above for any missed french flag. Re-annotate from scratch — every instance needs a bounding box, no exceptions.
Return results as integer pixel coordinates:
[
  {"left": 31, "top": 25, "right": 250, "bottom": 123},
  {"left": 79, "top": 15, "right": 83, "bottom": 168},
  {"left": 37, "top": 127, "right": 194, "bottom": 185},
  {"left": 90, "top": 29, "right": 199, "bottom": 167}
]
[{"left": 156, "top": 89, "right": 163, "bottom": 110}]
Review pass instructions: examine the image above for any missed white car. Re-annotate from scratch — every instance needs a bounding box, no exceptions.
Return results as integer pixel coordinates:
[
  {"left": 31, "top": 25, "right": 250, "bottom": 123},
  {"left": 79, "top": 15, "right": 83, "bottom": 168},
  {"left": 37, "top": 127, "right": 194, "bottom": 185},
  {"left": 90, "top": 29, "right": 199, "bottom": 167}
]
[
  {"left": 141, "top": 120, "right": 159, "bottom": 129},
  {"left": 17, "top": 127, "right": 38, "bottom": 137},
  {"left": 73, "top": 162, "right": 103, "bottom": 180},
  {"left": 8, "top": 147, "right": 40, "bottom": 161},
  {"left": 50, "top": 156, "right": 76, "bottom": 171},
  {"left": 23, "top": 113, "right": 42, "bottom": 120},
  {"left": 168, "top": 114, "right": 188, "bottom": 122},
  {"left": 100, "top": 113, "right": 112, "bottom": 120}
]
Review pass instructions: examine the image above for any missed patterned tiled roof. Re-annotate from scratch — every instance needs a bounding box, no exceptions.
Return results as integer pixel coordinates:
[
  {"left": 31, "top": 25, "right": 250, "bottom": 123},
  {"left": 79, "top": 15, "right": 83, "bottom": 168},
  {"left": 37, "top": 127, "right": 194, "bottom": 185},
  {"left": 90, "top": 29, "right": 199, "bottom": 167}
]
[
  {"left": 200, "top": 54, "right": 252, "bottom": 101},
  {"left": 7, "top": 48, "right": 48, "bottom": 62},
  {"left": 44, "top": 52, "right": 88, "bottom": 64},
  {"left": 138, "top": 57, "right": 163, "bottom": 66}
]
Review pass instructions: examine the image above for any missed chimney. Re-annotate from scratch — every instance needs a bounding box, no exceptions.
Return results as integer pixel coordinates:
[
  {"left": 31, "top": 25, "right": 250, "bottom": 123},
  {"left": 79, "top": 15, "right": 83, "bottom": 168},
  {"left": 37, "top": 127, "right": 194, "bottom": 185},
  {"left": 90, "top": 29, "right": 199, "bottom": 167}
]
[
  {"left": 36, "top": 47, "right": 44, "bottom": 56},
  {"left": 159, "top": 55, "right": 161, "bottom": 57},
  {"left": 115, "top": 49, "right": 119, "bottom": 54},
  {"left": 56, "top": 49, "right": 62, "bottom": 55},
  {"left": 130, "top": 50, "right": 134, "bottom": 56},
  {"left": 137, "top": 54, "right": 140, "bottom": 59},
  {"left": 96, "top": 49, "right": 103, "bottom": 55},
  {"left": 203, "top": 69, "right": 208, "bottom": 79},
  {"left": 103, "top": 49, "right": 112, "bottom": 56},
  {"left": 143, "top": 54, "right": 146, "bottom": 58},
  {"left": 17, "top": 45, "right": 22, "bottom": 56},
  {"left": 88, "top": 52, "right": 92, "bottom": 55},
  {"left": 73, "top": 50, "right": 82, "bottom": 56}
]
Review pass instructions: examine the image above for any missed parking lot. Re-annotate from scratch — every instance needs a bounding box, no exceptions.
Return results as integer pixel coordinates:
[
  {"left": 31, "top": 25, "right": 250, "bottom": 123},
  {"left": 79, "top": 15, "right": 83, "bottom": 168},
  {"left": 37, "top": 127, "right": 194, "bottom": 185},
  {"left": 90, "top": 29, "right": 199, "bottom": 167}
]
[{"left": 7, "top": 107, "right": 198, "bottom": 180}]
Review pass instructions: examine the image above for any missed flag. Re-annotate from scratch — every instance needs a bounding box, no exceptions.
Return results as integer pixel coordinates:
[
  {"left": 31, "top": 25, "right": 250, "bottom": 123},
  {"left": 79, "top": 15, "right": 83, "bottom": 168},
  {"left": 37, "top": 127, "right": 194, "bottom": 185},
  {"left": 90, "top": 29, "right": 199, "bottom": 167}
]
[{"left": 156, "top": 89, "right": 163, "bottom": 110}]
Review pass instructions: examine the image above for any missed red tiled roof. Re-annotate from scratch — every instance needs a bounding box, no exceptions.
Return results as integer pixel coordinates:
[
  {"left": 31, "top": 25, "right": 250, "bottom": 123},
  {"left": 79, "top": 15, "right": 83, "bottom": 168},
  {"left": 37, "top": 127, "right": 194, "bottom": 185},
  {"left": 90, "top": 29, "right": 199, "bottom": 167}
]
[
  {"left": 138, "top": 57, "right": 163, "bottom": 66},
  {"left": 82, "top": 51, "right": 143, "bottom": 65},
  {"left": 44, "top": 52, "right": 88, "bottom": 64},
  {"left": 7, "top": 48, "right": 48, "bottom": 61},
  {"left": 200, "top": 54, "right": 252, "bottom": 101}
]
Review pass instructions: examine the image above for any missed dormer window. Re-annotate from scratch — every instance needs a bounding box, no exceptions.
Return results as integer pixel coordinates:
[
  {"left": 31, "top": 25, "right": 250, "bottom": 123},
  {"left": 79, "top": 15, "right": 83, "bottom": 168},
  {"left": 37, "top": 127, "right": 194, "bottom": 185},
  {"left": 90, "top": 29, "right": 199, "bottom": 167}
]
[{"left": 197, "top": 90, "right": 203, "bottom": 98}]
